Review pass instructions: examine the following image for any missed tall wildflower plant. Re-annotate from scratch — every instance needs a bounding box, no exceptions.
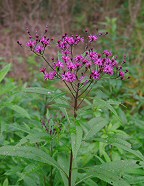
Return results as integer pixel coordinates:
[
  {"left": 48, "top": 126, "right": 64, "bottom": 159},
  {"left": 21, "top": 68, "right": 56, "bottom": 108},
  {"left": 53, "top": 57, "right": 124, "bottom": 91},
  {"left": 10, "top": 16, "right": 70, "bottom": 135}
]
[{"left": 17, "top": 26, "right": 131, "bottom": 185}]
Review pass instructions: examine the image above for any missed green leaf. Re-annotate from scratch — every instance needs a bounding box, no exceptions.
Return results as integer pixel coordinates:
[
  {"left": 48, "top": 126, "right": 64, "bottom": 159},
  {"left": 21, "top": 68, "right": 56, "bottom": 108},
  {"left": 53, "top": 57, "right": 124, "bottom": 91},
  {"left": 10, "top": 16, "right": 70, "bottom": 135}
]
[
  {"left": 18, "top": 163, "right": 42, "bottom": 182},
  {"left": 0, "top": 64, "right": 11, "bottom": 83},
  {"left": 24, "top": 87, "right": 65, "bottom": 102},
  {"left": 24, "top": 87, "right": 52, "bottom": 95},
  {"left": 63, "top": 108, "right": 71, "bottom": 124},
  {"left": 0, "top": 82, "right": 16, "bottom": 96},
  {"left": 112, "top": 143, "right": 144, "bottom": 161},
  {"left": 97, "top": 160, "right": 140, "bottom": 173},
  {"left": 93, "top": 98, "right": 121, "bottom": 121},
  {"left": 52, "top": 103, "right": 70, "bottom": 109},
  {"left": 86, "top": 160, "right": 140, "bottom": 186},
  {"left": 75, "top": 174, "right": 94, "bottom": 185},
  {"left": 106, "top": 134, "right": 144, "bottom": 161},
  {"left": 58, "top": 155, "right": 69, "bottom": 186},
  {"left": 71, "top": 125, "right": 83, "bottom": 159},
  {"left": 16, "top": 132, "right": 48, "bottom": 146},
  {"left": 124, "top": 175, "right": 144, "bottom": 184},
  {"left": 8, "top": 105, "right": 31, "bottom": 119},
  {"left": 83, "top": 178, "right": 98, "bottom": 186},
  {"left": 63, "top": 109, "right": 82, "bottom": 158},
  {"left": 0, "top": 146, "right": 67, "bottom": 177},
  {"left": 3, "top": 178, "right": 9, "bottom": 186},
  {"left": 108, "top": 136, "right": 131, "bottom": 149},
  {"left": 84, "top": 117, "right": 108, "bottom": 140},
  {"left": 87, "top": 169, "right": 130, "bottom": 186}
]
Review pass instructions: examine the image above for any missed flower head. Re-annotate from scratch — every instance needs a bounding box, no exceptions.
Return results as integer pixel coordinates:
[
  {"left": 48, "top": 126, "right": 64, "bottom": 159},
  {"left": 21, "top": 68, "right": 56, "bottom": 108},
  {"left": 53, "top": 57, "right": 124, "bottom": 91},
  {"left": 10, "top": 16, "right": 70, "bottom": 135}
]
[
  {"left": 35, "top": 45, "right": 44, "bottom": 54},
  {"left": 104, "top": 65, "right": 114, "bottom": 75},
  {"left": 26, "top": 40, "right": 36, "bottom": 48},
  {"left": 91, "top": 70, "right": 100, "bottom": 80},
  {"left": 40, "top": 36, "right": 50, "bottom": 46},
  {"left": 44, "top": 71, "right": 57, "bottom": 80},
  {"left": 88, "top": 35, "right": 98, "bottom": 42},
  {"left": 119, "top": 71, "right": 125, "bottom": 79},
  {"left": 40, "top": 67, "right": 46, "bottom": 74},
  {"left": 54, "top": 60, "right": 64, "bottom": 69},
  {"left": 103, "top": 50, "right": 112, "bottom": 57},
  {"left": 62, "top": 72, "right": 77, "bottom": 82}
]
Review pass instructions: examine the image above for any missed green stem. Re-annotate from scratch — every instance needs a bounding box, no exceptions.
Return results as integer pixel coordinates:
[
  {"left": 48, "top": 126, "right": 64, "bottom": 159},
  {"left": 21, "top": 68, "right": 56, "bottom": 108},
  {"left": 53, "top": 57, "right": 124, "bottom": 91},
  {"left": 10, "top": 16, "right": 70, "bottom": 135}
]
[
  {"left": 50, "top": 141, "right": 53, "bottom": 186},
  {"left": 69, "top": 83, "right": 79, "bottom": 186},
  {"left": 78, "top": 81, "right": 93, "bottom": 98}
]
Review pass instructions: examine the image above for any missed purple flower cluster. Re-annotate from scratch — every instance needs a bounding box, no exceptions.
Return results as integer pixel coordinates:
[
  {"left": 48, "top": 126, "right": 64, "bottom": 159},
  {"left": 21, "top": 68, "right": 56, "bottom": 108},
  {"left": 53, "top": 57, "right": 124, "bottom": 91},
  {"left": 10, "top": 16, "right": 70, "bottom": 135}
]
[
  {"left": 17, "top": 27, "right": 129, "bottom": 87},
  {"left": 18, "top": 28, "right": 51, "bottom": 55}
]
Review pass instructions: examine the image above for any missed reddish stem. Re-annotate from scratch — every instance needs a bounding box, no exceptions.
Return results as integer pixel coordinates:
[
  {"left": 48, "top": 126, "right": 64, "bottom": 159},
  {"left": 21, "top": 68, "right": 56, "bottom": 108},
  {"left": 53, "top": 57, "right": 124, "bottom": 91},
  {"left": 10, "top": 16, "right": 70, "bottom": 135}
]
[{"left": 68, "top": 83, "right": 79, "bottom": 186}]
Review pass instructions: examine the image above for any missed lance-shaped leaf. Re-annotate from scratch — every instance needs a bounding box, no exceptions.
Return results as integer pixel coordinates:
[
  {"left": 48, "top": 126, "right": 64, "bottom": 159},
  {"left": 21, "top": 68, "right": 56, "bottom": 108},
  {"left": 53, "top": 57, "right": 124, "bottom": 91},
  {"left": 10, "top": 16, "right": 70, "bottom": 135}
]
[
  {"left": 0, "top": 63, "right": 11, "bottom": 83},
  {"left": 71, "top": 125, "right": 83, "bottom": 159},
  {"left": 86, "top": 160, "right": 141, "bottom": 186},
  {"left": 8, "top": 105, "right": 31, "bottom": 119},
  {"left": 0, "top": 146, "right": 68, "bottom": 177},
  {"left": 93, "top": 98, "right": 121, "bottom": 121},
  {"left": 84, "top": 117, "right": 108, "bottom": 140}
]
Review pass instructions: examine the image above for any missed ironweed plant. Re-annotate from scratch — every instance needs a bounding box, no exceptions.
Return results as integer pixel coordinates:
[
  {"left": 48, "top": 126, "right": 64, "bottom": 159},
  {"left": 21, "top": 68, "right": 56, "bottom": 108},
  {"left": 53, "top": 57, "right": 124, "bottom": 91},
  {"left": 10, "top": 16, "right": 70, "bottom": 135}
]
[
  {"left": 0, "top": 26, "right": 143, "bottom": 186},
  {"left": 18, "top": 26, "right": 130, "bottom": 185}
]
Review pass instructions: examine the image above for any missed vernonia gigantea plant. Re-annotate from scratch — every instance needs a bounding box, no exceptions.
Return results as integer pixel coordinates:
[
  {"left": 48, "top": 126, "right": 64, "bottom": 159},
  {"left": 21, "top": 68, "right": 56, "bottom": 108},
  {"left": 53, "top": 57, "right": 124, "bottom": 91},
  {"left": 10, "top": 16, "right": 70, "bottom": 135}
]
[{"left": 17, "top": 26, "right": 130, "bottom": 186}]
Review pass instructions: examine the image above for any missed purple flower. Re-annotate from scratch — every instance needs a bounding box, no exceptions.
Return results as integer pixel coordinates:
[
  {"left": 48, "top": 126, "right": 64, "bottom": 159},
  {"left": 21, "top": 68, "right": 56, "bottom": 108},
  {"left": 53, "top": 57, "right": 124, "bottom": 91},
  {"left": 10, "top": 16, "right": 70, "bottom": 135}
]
[
  {"left": 82, "top": 59, "right": 88, "bottom": 64},
  {"left": 103, "top": 50, "right": 112, "bottom": 57},
  {"left": 94, "top": 58, "right": 103, "bottom": 66},
  {"left": 86, "top": 61, "right": 92, "bottom": 68},
  {"left": 62, "top": 50, "right": 71, "bottom": 55},
  {"left": 89, "top": 51, "right": 98, "bottom": 60},
  {"left": 91, "top": 70, "right": 100, "bottom": 79},
  {"left": 44, "top": 73, "right": 49, "bottom": 80},
  {"left": 88, "top": 35, "right": 98, "bottom": 42},
  {"left": 75, "top": 62, "right": 82, "bottom": 69},
  {"left": 57, "top": 40, "right": 68, "bottom": 50},
  {"left": 48, "top": 71, "right": 57, "bottom": 80},
  {"left": 62, "top": 56, "right": 71, "bottom": 63},
  {"left": 75, "top": 55, "right": 84, "bottom": 62},
  {"left": 44, "top": 71, "right": 56, "bottom": 80},
  {"left": 26, "top": 40, "right": 36, "bottom": 48},
  {"left": 104, "top": 65, "right": 114, "bottom": 75},
  {"left": 40, "top": 36, "right": 50, "bottom": 46},
  {"left": 111, "top": 59, "right": 118, "bottom": 67},
  {"left": 67, "top": 62, "right": 77, "bottom": 70},
  {"left": 55, "top": 60, "right": 64, "bottom": 69},
  {"left": 105, "top": 58, "right": 112, "bottom": 65},
  {"left": 64, "top": 35, "right": 84, "bottom": 45},
  {"left": 35, "top": 45, "right": 44, "bottom": 54},
  {"left": 62, "top": 72, "right": 76, "bottom": 82},
  {"left": 40, "top": 67, "right": 46, "bottom": 74},
  {"left": 119, "top": 71, "right": 125, "bottom": 79},
  {"left": 75, "top": 35, "right": 84, "bottom": 44},
  {"left": 65, "top": 36, "right": 75, "bottom": 45}
]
